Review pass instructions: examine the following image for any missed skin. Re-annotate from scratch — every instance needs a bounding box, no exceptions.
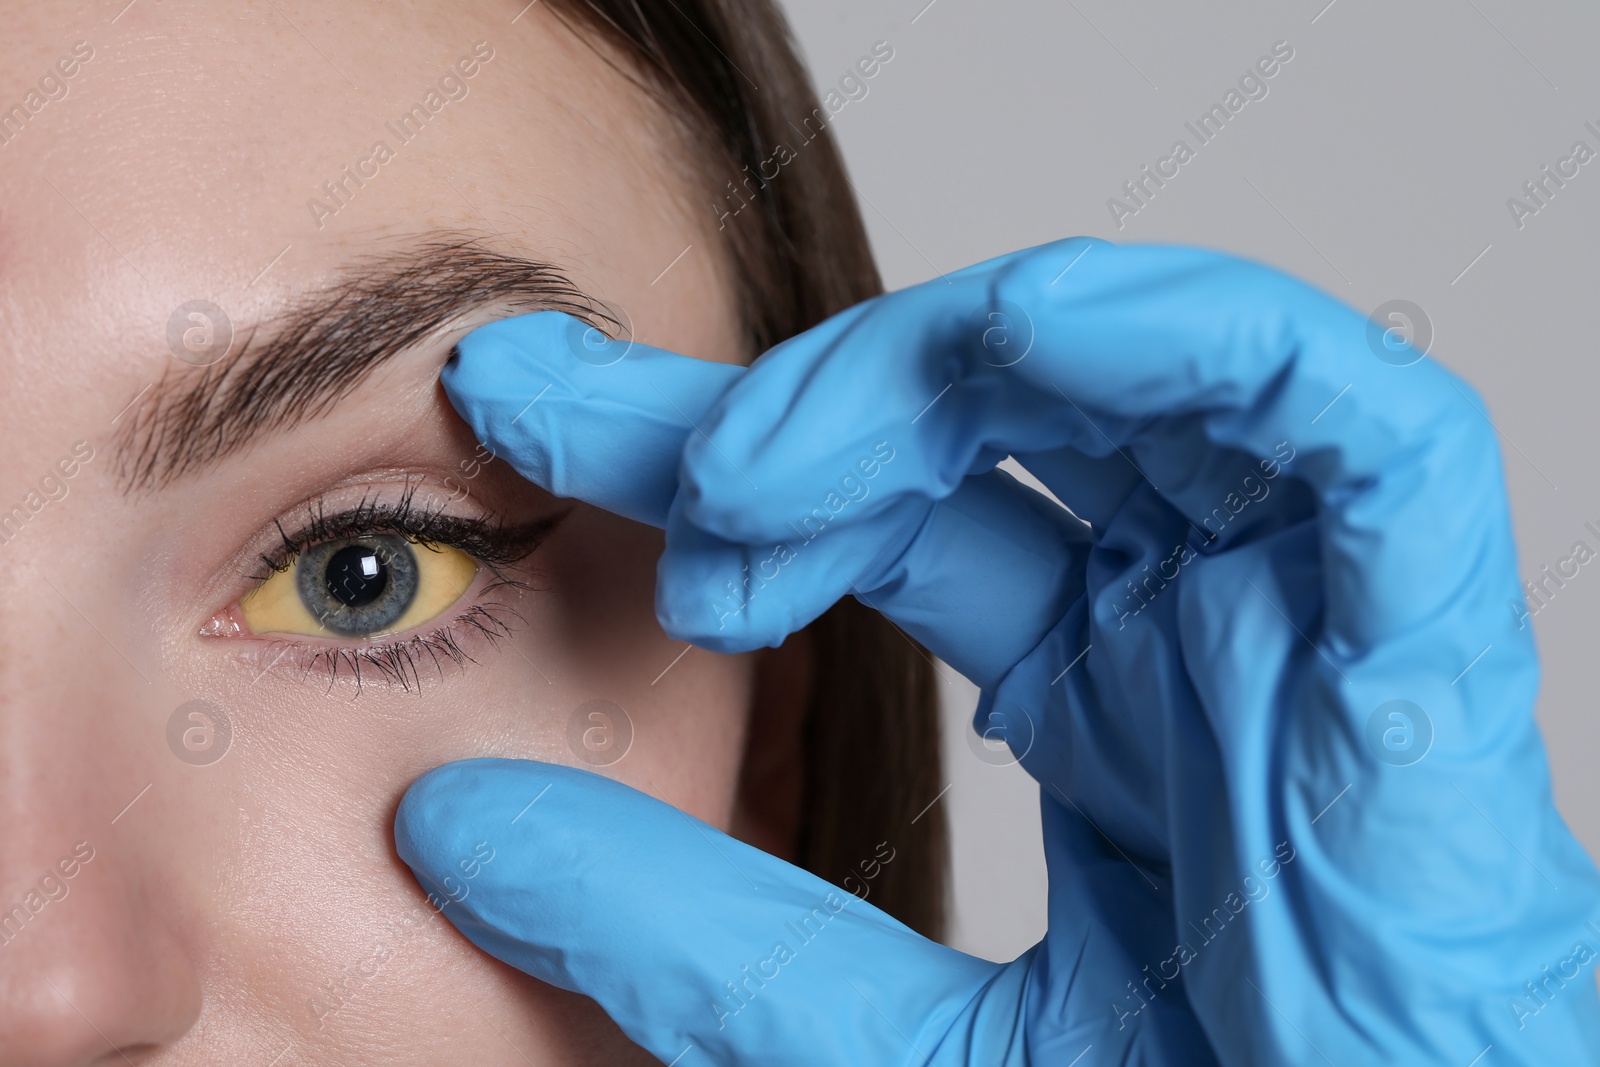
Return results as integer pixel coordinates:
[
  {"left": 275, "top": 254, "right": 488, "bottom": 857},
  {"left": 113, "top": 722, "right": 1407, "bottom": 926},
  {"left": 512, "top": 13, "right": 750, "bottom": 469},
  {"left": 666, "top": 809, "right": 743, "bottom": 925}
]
[{"left": 0, "top": 1, "right": 799, "bottom": 1061}]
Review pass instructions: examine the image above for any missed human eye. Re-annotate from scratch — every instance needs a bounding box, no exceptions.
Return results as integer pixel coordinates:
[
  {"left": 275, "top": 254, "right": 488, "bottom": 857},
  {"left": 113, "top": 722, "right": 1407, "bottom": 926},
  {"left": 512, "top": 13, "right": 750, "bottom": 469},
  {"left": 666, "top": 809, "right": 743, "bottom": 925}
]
[
  {"left": 203, "top": 479, "right": 563, "bottom": 691},
  {"left": 240, "top": 533, "right": 477, "bottom": 640}
]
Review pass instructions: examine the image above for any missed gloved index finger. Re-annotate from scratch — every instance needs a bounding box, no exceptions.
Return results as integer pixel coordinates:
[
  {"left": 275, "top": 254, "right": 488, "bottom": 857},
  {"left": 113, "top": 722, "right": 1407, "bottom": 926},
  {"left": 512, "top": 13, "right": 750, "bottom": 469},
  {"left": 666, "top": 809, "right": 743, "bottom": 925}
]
[{"left": 442, "top": 311, "right": 744, "bottom": 528}]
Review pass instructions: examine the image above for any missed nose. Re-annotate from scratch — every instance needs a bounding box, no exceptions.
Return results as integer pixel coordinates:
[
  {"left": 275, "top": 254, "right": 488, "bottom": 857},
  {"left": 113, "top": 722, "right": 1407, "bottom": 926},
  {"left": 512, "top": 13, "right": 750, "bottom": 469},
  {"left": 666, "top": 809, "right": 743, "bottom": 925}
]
[
  {"left": 0, "top": 586, "right": 202, "bottom": 1062},
  {"left": 0, "top": 852, "right": 201, "bottom": 1064}
]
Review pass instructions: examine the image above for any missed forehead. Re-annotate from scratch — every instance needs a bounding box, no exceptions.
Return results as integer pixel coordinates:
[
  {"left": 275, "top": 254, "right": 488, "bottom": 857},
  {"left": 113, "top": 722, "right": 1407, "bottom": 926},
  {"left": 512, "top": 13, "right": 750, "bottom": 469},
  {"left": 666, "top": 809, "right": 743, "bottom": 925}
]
[{"left": 0, "top": 1, "right": 722, "bottom": 429}]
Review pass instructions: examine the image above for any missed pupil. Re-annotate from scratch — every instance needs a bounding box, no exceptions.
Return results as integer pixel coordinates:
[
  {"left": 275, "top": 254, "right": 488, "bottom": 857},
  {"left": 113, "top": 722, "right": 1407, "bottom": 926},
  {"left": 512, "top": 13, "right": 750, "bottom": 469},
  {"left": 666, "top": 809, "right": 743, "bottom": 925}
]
[{"left": 325, "top": 544, "right": 388, "bottom": 608}]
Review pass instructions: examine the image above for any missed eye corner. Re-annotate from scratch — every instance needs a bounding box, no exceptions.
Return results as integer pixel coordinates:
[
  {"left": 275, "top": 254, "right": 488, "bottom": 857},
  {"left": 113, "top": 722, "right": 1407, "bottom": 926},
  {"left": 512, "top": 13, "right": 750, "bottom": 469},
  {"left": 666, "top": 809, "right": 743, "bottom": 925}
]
[{"left": 199, "top": 606, "right": 248, "bottom": 639}]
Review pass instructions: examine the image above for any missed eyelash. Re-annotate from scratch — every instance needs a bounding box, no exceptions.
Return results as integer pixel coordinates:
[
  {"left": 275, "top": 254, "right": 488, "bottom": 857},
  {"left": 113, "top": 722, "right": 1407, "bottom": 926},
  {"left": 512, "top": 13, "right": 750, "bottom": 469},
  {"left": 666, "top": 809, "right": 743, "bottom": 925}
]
[{"left": 243, "top": 479, "right": 559, "bottom": 694}]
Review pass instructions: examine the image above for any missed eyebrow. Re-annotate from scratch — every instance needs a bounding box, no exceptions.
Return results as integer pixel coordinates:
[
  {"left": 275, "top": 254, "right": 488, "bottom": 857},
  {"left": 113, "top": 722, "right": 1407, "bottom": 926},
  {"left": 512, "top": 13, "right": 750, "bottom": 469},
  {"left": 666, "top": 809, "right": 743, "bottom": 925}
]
[{"left": 115, "top": 234, "right": 607, "bottom": 491}]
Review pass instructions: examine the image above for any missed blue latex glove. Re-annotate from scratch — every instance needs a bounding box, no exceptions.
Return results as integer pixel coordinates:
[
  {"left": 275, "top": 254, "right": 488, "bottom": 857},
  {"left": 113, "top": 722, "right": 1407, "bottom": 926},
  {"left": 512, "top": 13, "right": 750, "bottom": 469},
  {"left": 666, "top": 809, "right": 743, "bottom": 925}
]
[{"left": 397, "top": 239, "right": 1600, "bottom": 1064}]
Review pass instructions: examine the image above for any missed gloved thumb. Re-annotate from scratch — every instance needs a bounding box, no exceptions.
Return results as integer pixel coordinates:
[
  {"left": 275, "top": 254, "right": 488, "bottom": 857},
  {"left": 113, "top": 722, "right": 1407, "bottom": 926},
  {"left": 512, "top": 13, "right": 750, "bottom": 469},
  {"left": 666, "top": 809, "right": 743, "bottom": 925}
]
[{"left": 393, "top": 759, "right": 1010, "bottom": 1066}]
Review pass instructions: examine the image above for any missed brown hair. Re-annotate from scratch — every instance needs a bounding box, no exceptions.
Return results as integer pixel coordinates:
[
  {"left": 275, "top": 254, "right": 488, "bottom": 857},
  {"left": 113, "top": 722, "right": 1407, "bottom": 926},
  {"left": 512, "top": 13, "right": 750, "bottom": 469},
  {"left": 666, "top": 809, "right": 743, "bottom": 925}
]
[{"left": 543, "top": 0, "right": 948, "bottom": 938}]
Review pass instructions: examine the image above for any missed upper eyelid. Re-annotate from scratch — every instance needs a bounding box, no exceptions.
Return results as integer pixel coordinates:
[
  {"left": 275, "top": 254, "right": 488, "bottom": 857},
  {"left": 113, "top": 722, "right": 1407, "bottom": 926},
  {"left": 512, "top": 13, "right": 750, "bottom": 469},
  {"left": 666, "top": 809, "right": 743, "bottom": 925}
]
[
  {"left": 242, "top": 491, "right": 569, "bottom": 588},
  {"left": 252, "top": 492, "right": 501, "bottom": 573}
]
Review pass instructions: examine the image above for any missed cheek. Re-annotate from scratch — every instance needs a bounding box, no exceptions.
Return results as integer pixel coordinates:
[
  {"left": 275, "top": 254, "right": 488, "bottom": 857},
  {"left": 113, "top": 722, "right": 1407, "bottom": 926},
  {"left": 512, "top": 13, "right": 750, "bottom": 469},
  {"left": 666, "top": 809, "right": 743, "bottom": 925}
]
[{"left": 204, "top": 749, "right": 642, "bottom": 1057}]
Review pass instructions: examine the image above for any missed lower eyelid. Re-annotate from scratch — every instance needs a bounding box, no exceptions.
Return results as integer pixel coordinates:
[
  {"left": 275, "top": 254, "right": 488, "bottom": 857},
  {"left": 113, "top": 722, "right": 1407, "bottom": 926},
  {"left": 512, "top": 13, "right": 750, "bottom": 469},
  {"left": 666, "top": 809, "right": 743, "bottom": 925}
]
[
  {"left": 306, "top": 618, "right": 513, "bottom": 692},
  {"left": 207, "top": 582, "right": 528, "bottom": 693}
]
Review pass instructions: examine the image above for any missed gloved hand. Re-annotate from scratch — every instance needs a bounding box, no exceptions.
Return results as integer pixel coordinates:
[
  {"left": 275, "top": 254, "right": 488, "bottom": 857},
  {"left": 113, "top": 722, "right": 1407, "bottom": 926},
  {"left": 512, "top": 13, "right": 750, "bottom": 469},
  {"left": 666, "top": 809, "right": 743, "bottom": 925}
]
[{"left": 396, "top": 238, "right": 1600, "bottom": 1064}]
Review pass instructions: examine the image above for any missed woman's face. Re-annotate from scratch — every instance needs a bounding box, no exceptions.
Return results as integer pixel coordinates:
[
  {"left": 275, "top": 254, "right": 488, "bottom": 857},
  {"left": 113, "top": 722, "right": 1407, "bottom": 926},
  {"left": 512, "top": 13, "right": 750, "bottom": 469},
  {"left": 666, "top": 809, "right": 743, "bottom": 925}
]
[{"left": 0, "top": 3, "right": 765, "bottom": 1062}]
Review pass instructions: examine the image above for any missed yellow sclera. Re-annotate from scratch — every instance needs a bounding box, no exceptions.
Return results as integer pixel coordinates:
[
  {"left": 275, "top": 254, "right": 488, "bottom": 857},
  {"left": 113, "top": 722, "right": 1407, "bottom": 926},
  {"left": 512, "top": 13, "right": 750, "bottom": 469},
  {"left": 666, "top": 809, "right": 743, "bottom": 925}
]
[{"left": 238, "top": 539, "right": 478, "bottom": 639}]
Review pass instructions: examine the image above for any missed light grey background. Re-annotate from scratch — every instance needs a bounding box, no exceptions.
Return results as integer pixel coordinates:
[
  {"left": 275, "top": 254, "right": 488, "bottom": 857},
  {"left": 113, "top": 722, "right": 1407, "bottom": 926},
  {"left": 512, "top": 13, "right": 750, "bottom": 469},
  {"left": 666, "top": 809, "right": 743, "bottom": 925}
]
[{"left": 775, "top": 0, "right": 1600, "bottom": 962}]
